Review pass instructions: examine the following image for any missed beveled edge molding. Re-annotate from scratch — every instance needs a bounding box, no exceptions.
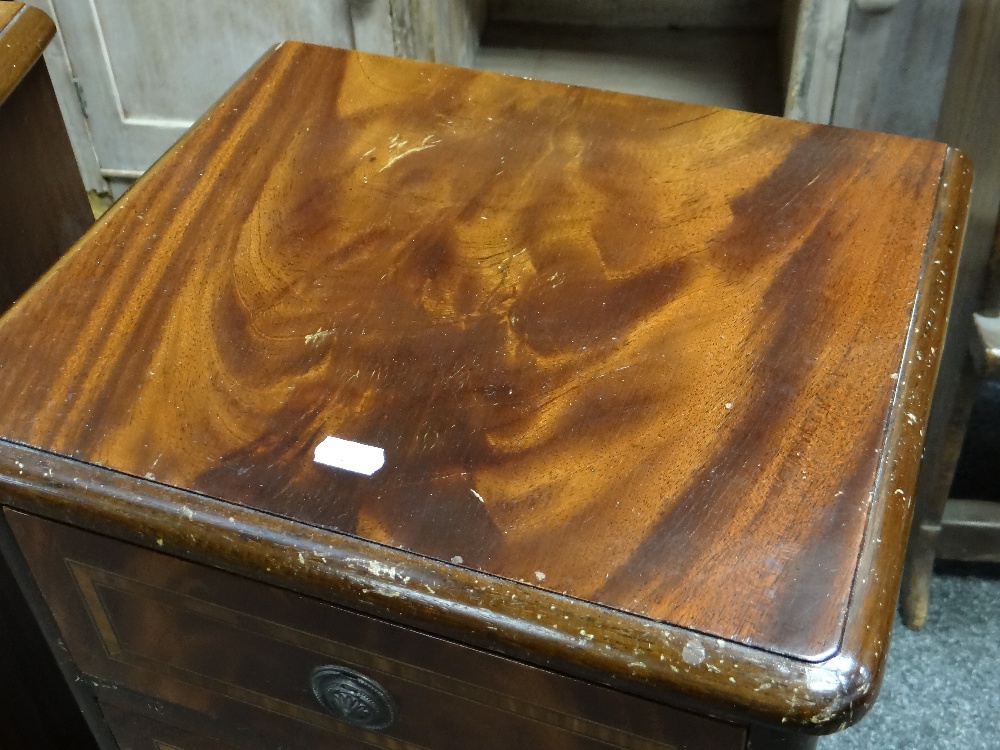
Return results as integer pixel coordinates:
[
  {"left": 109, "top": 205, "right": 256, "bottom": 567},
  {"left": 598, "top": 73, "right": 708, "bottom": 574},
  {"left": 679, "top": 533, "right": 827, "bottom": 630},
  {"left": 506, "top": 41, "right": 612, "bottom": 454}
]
[
  {"left": 0, "top": 148, "right": 967, "bottom": 736},
  {"left": 0, "top": 445, "right": 802, "bottom": 730},
  {"left": 828, "top": 146, "right": 972, "bottom": 726},
  {"left": 0, "top": 3, "right": 55, "bottom": 108}
]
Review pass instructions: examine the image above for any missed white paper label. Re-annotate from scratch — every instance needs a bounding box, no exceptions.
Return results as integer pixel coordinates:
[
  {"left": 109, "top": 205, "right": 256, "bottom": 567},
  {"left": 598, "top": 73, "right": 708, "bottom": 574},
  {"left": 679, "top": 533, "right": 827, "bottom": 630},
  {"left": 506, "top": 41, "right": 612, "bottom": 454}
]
[{"left": 313, "top": 436, "right": 385, "bottom": 476}]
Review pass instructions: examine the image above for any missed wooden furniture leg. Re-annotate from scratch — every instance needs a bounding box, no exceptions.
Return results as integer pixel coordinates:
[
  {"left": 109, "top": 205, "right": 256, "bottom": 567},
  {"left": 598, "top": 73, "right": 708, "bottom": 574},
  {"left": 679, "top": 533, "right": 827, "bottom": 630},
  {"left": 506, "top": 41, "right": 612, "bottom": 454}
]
[
  {"left": 901, "top": 354, "right": 982, "bottom": 627},
  {"left": 902, "top": 239, "right": 1000, "bottom": 627},
  {"left": 906, "top": 286, "right": 1000, "bottom": 626},
  {"left": 902, "top": 221, "right": 1000, "bottom": 628}
]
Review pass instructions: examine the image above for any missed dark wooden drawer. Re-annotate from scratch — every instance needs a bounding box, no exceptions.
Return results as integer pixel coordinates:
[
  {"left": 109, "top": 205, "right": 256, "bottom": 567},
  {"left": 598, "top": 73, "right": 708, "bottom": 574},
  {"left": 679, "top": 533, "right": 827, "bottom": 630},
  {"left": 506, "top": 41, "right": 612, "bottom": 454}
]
[
  {"left": 7, "top": 510, "right": 745, "bottom": 750},
  {"left": 100, "top": 699, "right": 243, "bottom": 750}
]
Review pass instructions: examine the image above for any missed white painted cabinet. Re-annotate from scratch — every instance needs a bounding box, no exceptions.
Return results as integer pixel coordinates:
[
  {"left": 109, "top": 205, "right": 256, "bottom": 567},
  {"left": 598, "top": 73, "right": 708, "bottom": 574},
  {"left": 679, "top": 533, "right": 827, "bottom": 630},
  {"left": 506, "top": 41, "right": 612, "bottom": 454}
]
[
  {"left": 28, "top": 0, "right": 958, "bottom": 197},
  {"left": 45, "top": 0, "right": 354, "bottom": 191},
  {"left": 28, "top": 0, "right": 483, "bottom": 195}
]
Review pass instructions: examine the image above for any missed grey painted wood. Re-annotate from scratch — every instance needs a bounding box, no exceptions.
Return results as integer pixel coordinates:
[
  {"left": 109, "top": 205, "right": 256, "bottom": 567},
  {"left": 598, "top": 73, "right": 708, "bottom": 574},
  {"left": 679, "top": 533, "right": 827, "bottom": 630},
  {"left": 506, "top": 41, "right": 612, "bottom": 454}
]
[
  {"left": 350, "top": 0, "right": 395, "bottom": 55},
  {"left": 900, "top": 0, "right": 1000, "bottom": 629},
  {"left": 34, "top": 0, "right": 485, "bottom": 188},
  {"left": 24, "top": 0, "right": 107, "bottom": 193},
  {"left": 45, "top": 0, "right": 356, "bottom": 178},
  {"left": 476, "top": 24, "right": 783, "bottom": 115},
  {"left": 937, "top": 499, "right": 1000, "bottom": 563},
  {"left": 936, "top": 0, "right": 1000, "bottom": 268},
  {"left": 781, "top": 0, "right": 851, "bottom": 123},
  {"left": 831, "top": 0, "right": 961, "bottom": 138},
  {"left": 28, "top": 0, "right": 965, "bottom": 197},
  {"left": 390, "top": 0, "right": 485, "bottom": 65},
  {"left": 487, "top": 0, "right": 783, "bottom": 28}
]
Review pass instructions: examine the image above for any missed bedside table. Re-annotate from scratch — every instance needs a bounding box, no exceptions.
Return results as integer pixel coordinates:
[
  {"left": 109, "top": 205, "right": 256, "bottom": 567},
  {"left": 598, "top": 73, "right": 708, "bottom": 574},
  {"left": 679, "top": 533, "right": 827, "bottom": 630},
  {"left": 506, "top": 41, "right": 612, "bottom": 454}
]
[{"left": 0, "top": 41, "right": 969, "bottom": 749}]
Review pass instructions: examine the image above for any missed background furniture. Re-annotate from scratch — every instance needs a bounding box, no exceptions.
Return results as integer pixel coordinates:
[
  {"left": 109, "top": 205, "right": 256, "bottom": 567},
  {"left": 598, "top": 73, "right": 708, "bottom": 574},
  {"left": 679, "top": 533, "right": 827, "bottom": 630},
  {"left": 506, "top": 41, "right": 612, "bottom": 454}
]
[
  {"left": 0, "top": 1, "right": 91, "bottom": 309},
  {"left": 23, "top": 0, "right": 487, "bottom": 197},
  {"left": 0, "top": 36, "right": 968, "bottom": 749},
  {"left": 0, "top": 4, "right": 97, "bottom": 748},
  {"left": 24, "top": 0, "right": 962, "bottom": 198},
  {"left": 900, "top": 0, "right": 1000, "bottom": 628},
  {"left": 487, "top": 0, "right": 961, "bottom": 136}
]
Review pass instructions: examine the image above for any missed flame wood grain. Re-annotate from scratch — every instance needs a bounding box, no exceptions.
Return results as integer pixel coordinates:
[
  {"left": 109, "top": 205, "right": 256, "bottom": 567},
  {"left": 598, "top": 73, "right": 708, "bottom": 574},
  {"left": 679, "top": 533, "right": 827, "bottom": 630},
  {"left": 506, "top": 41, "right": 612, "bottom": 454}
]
[{"left": 0, "top": 42, "right": 949, "bottom": 670}]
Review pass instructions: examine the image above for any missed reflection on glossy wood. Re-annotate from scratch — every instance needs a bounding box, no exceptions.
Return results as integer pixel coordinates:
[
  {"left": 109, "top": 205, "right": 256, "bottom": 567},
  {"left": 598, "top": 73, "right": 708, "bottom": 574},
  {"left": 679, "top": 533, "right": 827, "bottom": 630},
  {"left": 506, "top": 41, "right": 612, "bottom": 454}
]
[{"left": 0, "top": 43, "right": 948, "bottom": 665}]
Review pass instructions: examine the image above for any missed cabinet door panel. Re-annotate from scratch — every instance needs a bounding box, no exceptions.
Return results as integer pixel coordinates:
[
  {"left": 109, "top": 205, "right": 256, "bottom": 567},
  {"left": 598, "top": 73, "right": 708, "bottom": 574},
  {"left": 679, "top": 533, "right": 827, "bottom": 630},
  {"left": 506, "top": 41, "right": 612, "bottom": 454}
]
[
  {"left": 48, "top": 0, "right": 353, "bottom": 176},
  {"left": 91, "top": 0, "right": 352, "bottom": 122}
]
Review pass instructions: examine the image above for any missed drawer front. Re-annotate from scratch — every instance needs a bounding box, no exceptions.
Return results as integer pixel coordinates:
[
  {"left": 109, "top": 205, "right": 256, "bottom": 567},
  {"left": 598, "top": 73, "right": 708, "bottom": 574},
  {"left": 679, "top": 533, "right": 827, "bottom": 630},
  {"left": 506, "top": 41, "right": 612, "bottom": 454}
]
[
  {"left": 100, "top": 699, "right": 243, "bottom": 750},
  {"left": 7, "top": 509, "right": 745, "bottom": 750}
]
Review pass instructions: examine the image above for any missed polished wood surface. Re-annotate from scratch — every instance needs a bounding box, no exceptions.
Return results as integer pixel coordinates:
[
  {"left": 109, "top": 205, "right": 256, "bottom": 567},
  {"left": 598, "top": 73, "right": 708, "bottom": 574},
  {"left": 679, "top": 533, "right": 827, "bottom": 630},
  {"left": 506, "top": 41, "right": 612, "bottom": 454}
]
[
  {"left": 10, "top": 510, "right": 745, "bottom": 750},
  {"left": 0, "top": 1, "right": 92, "bottom": 310},
  {"left": 0, "top": 43, "right": 967, "bottom": 736},
  {"left": 0, "top": 42, "right": 948, "bottom": 661}
]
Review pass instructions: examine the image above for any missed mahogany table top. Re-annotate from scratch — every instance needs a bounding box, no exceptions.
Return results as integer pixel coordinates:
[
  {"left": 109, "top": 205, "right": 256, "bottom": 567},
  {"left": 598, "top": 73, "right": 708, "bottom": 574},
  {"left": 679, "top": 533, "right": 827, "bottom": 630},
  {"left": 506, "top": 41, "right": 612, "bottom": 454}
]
[{"left": 0, "top": 42, "right": 968, "bottom": 729}]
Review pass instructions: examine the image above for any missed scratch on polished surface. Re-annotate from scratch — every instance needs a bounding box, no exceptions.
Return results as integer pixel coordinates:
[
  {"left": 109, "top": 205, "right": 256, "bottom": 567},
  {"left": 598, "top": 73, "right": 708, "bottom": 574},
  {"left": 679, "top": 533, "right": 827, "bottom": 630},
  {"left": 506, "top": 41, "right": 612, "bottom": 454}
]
[{"left": 378, "top": 133, "right": 441, "bottom": 172}]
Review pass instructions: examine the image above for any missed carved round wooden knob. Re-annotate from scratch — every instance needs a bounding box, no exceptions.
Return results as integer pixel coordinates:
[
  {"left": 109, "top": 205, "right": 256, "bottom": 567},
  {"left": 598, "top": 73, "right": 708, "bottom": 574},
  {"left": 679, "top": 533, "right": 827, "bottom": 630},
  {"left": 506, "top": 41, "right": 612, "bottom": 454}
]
[{"left": 310, "top": 665, "right": 397, "bottom": 730}]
